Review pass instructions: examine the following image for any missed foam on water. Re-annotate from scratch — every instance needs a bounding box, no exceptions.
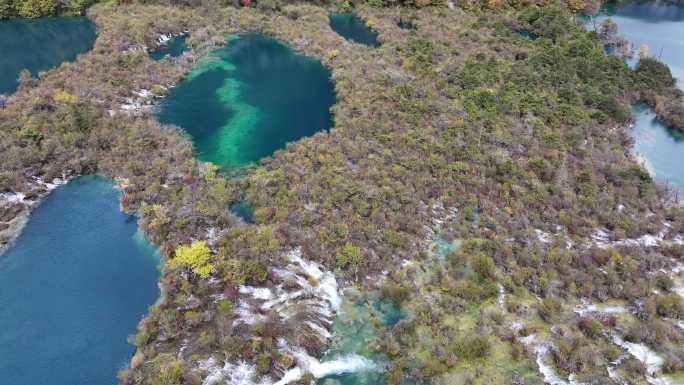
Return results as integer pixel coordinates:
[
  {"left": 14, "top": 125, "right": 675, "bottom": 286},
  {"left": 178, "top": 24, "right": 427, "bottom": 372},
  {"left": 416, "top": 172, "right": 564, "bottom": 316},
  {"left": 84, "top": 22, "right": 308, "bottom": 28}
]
[{"left": 274, "top": 348, "right": 376, "bottom": 385}]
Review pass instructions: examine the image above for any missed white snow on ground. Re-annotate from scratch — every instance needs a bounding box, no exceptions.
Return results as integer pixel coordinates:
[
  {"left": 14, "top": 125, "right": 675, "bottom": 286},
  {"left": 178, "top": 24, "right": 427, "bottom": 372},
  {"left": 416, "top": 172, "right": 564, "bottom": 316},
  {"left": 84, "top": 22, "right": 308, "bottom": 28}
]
[
  {"left": 0, "top": 192, "right": 25, "bottom": 204},
  {"left": 613, "top": 335, "right": 665, "bottom": 372},
  {"left": 535, "top": 229, "right": 552, "bottom": 244},
  {"left": 606, "top": 355, "right": 628, "bottom": 385},
  {"left": 430, "top": 204, "right": 458, "bottom": 233},
  {"left": 239, "top": 286, "right": 275, "bottom": 301},
  {"left": 589, "top": 226, "right": 684, "bottom": 249},
  {"left": 611, "top": 334, "right": 672, "bottom": 385},
  {"left": 497, "top": 284, "right": 506, "bottom": 309},
  {"left": 519, "top": 334, "right": 586, "bottom": 385},
  {"left": 120, "top": 88, "right": 160, "bottom": 115},
  {"left": 591, "top": 228, "right": 611, "bottom": 248},
  {"left": 134, "top": 89, "right": 152, "bottom": 98},
  {"left": 574, "top": 301, "right": 627, "bottom": 317}
]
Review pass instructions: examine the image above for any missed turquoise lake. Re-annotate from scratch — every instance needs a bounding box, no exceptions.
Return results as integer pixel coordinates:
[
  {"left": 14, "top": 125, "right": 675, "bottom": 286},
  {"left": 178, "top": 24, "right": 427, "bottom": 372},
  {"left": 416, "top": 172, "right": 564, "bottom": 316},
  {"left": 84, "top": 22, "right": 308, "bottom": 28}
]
[
  {"left": 0, "top": 177, "right": 160, "bottom": 385},
  {"left": 590, "top": 0, "right": 684, "bottom": 88},
  {"left": 589, "top": 1, "right": 684, "bottom": 194},
  {"left": 150, "top": 35, "right": 190, "bottom": 61},
  {"left": 157, "top": 33, "right": 336, "bottom": 169},
  {"left": 329, "top": 13, "right": 380, "bottom": 47},
  {"left": 0, "top": 17, "right": 96, "bottom": 95},
  {"left": 632, "top": 105, "right": 684, "bottom": 193}
]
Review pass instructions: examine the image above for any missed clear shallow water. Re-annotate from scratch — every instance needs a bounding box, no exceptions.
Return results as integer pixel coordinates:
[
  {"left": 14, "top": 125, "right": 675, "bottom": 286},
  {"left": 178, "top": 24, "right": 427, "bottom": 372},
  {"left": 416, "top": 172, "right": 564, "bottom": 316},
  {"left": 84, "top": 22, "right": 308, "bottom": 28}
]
[
  {"left": 316, "top": 293, "right": 405, "bottom": 385},
  {"left": 329, "top": 13, "right": 380, "bottom": 47},
  {"left": 590, "top": 0, "right": 684, "bottom": 88},
  {"left": 157, "top": 33, "right": 336, "bottom": 169},
  {"left": 0, "top": 17, "right": 96, "bottom": 95},
  {"left": 0, "top": 176, "right": 160, "bottom": 385},
  {"left": 632, "top": 104, "right": 684, "bottom": 193},
  {"left": 230, "top": 200, "right": 255, "bottom": 223},
  {"left": 150, "top": 35, "right": 190, "bottom": 61}
]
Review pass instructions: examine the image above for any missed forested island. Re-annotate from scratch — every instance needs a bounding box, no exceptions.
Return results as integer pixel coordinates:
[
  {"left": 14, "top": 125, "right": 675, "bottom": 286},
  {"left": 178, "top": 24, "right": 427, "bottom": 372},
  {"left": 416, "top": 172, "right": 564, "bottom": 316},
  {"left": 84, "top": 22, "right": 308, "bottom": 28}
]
[{"left": 1, "top": 0, "right": 684, "bottom": 384}]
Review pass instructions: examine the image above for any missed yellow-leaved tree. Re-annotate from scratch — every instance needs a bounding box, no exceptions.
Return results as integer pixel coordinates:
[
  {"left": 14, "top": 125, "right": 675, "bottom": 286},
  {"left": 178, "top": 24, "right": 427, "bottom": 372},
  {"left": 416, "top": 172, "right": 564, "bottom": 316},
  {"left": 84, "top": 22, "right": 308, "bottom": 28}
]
[{"left": 169, "top": 241, "right": 215, "bottom": 279}]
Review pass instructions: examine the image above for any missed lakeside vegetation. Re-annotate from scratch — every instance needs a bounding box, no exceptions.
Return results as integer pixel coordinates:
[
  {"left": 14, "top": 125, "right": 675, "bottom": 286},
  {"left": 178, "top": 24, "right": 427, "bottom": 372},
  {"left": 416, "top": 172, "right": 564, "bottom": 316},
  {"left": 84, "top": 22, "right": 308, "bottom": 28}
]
[
  {"left": 2, "top": 0, "right": 684, "bottom": 384},
  {"left": 0, "top": 0, "right": 100, "bottom": 19}
]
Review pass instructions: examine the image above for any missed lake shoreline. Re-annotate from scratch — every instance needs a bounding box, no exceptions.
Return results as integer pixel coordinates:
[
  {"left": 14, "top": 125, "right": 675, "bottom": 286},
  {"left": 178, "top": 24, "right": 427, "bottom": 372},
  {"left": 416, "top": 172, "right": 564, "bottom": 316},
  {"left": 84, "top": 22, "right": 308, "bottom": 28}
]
[
  {"left": 0, "top": 176, "right": 161, "bottom": 384},
  {"left": 0, "top": 175, "right": 72, "bottom": 255}
]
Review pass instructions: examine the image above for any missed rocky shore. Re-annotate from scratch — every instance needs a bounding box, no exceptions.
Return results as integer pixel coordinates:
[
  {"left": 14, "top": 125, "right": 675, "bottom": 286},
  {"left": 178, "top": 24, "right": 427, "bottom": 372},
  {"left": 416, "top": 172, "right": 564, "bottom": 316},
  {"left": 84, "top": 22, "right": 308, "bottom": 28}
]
[{"left": 0, "top": 175, "right": 70, "bottom": 254}]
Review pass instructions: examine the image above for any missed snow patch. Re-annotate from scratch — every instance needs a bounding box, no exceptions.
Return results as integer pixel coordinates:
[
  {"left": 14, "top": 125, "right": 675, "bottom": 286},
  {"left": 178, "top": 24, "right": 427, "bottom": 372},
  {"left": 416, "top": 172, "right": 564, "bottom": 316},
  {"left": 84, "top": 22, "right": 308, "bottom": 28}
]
[
  {"left": 0, "top": 192, "right": 25, "bottom": 204},
  {"left": 519, "top": 334, "right": 586, "bottom": 385},
  {"left": 612, "top": 334, "right": 670, "bottom": 385},
  {"left": 535, "top": 229, "right": 552, "bottom": 244},
  {"left": 574, "top": 301, "right": 627, "bottom": 317},
  {"left": 497, "top": 284, "right": 506, "bottom": 309}
]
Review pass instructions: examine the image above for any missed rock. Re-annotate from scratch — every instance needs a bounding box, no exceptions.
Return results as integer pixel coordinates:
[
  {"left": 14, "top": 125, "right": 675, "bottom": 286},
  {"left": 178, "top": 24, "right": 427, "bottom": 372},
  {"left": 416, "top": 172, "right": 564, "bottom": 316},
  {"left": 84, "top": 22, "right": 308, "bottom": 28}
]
[
  {"left": 0, "top": 203, "right": 23, "bottom": 222},
  {"left": 178, "top": 294, "right": 201, "bottom": 311},
  {"left": 515, "top": 52, "right": 528, "bottom": 60}
]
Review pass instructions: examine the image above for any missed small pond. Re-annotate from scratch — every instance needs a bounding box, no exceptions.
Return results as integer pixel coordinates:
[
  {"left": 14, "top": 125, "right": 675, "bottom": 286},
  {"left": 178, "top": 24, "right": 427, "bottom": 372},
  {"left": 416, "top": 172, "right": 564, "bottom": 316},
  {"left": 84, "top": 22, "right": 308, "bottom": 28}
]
[
  {"left": 586, "top": 0, "right": 684, "bottom": 194},
  {"left": 150, "top": 35, "right": 190, "bottom": 61},
  {"left": 0, "top": 176, "right": 160, "bottom": 385},
  {"left": 230, "top": 200, "right": 255, "bottom": 224},
  {"left": 157, "top": 33, "right": 336, "bottom": 169},
  {"left": 330, "top": 13, "right": 380, "bottom": 47},
  {"left": 0, "top": 17, "right": 96, "bottom": 95}
]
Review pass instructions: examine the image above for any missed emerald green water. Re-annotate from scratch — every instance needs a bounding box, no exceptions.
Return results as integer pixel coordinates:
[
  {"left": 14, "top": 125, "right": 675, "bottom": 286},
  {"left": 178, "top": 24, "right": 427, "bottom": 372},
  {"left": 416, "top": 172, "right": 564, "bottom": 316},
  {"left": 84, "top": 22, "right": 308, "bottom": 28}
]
[
  {"left": 0, "top": 17, "right": 96, "bottom": 95},
  {"left": 157, "top": 33, "right": 335, "bottom": 169},
  {"left": 317, "top": 293, "right": 406, "bottom": 385},
  {"left": 150, "top": 35, "right": 189, "bottom": 61},
  {"left": 330, "top": 13, "right": 380, "bottom": 47},
  {"left": 0, "top": 176, "right": 160, "bottom": 385}
]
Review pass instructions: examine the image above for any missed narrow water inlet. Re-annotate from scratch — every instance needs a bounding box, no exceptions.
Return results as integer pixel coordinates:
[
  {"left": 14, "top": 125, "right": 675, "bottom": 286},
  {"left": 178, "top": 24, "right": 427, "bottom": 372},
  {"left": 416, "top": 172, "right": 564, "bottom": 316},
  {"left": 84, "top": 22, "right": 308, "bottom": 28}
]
[
  {"left": 329, "top": 12, "right": 380, "bottom": 47},
  {"left": 150, "top": 34, "right": 190, "bottom": 61}
]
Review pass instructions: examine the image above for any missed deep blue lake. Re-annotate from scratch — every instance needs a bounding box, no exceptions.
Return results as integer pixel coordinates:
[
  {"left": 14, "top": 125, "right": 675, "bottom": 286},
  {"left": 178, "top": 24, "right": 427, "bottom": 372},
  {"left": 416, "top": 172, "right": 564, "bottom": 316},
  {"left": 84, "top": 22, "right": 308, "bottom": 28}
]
[
  {"left": 0, "top": 17, "right": 96, "bottom": 95},
  {"left": 0, "top": 176, "right": 160, "bottom": 385}
]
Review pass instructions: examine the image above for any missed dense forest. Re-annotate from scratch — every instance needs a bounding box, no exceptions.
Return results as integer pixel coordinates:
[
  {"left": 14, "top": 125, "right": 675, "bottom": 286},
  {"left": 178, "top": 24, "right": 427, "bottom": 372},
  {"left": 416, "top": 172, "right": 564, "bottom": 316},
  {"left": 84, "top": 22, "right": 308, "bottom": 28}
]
[
  {"left": 2, "top": 0, "right": 684, "bottom": 384},
  {"left": 0, "top": 0, "right": 99, "bottom": 18}
]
